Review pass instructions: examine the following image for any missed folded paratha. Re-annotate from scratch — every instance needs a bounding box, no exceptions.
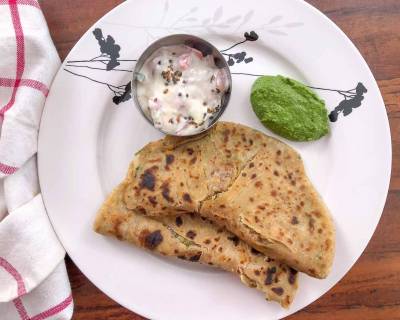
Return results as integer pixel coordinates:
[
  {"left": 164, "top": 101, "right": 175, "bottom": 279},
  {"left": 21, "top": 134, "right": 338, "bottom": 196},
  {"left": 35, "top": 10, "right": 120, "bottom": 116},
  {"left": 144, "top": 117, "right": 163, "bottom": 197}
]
[
  {"left": 124, "top": 122, "right": 335, "bottom": 278},
  {"left": 94, "top": 183, "right": 299, "bottom": 308}
]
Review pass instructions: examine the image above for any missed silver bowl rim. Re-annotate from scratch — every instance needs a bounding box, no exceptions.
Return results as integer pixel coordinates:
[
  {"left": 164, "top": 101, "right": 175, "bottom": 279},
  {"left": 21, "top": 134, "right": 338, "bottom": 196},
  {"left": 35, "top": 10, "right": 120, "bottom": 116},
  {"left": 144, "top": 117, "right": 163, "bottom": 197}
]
[{"left": 131, "top": 34, "right": 232, "bottom": 137}]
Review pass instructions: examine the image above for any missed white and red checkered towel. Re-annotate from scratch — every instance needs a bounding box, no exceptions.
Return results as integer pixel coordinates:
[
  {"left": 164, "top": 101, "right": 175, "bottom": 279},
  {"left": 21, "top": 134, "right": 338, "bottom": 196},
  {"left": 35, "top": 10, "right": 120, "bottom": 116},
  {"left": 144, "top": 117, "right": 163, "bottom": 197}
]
[{"left": 0, "top": 1, "right": 73, "bottom": 319}]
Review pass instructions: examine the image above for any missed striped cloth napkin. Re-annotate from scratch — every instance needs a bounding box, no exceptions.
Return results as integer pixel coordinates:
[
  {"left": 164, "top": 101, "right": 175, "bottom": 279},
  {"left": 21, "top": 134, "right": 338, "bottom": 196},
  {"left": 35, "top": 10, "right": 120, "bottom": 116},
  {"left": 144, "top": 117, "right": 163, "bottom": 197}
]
[{"left": 0, "top": 1, "right": 73, "bottom": 319}]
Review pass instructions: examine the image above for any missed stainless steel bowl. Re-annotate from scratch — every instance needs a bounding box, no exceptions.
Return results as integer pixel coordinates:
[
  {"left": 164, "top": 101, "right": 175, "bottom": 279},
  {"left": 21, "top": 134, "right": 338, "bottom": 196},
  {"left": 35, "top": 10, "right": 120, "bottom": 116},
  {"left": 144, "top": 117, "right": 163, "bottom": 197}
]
[{"left": 131, "top": 34, "right": 232, "bottom": 136}]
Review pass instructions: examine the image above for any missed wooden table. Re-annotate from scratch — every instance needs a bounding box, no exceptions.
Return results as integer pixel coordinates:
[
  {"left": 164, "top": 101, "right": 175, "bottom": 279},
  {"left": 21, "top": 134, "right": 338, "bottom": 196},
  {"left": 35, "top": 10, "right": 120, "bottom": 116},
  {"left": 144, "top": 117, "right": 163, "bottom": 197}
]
[{"left": 40, "top": 0, "right": 400, "bottom": 319}]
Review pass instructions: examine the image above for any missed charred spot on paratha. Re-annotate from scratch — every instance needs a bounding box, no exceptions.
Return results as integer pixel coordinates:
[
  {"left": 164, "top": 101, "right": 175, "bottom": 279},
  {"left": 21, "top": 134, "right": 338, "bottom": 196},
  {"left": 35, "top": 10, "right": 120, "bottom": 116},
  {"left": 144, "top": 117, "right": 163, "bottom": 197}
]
[
  {"left": 112, "top": 216, "right": 124, "bottom": 241},
  {"left": 148, "top": 196, "right": 157, "bottom": 207},
  {"left": 139, "top": 166, "right": 158, "bottom": 191},
  {"left": 251, "top": 248, "right": 262, "bottom": 256},
  {"left": 223, "top": 129, "right": 230, "bottom": 143},
  {"left": 189, "top": 252, "right": 202, "bottom": 262},
  {"left": 264, "top": 266, "right": 277, "bottom": 285},
  {"left": 166, "top": 154, "right": 174, "bottom": 165},
  {"left": 182, "top": 193, "right": 192, "bottom": 203},
  {"left": 291, "top": 216, "right": 299, "bottom": 225},
  {"left": 189, "top": 156, "right": 197, "bottom": 165},
  {"left": 288, "top": 268, "right": 298, "bottom": 284},
  {"left": 227, "top": 235, "right": 240, "bottom": 246},
  {"left": 140, "top": 230, "right": 163, "bottom": 250},
  {"left": 137, "top": 206, "right": 146, "bottom": 214},
  {"left": 186, "top": 230, "right": 196, "bottom": 239},
  {"left": 161, "top": 182, "right": 173, "bottom": 202},
  {"left": 272, "top": 287, "right": 284, "bottom": 296},
  {"left": 165, "top": 154, "right": 175, "bottom": 170},
  {"left": 187, "top": 148, "right": 194, "bottom": 155},
  {"left": 175, "top": 216, "right": 183, "bottom": 226},
  {"left": 306, "top": 213, "right": 316, "bottom": 233}
]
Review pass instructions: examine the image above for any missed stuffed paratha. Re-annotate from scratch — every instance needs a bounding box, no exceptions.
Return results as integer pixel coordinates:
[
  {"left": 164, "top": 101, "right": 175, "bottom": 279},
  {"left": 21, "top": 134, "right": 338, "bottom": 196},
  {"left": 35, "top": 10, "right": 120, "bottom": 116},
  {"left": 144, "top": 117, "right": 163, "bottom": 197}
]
[{"left": 123, "top": 122, "right": 335, "bottom": 278}]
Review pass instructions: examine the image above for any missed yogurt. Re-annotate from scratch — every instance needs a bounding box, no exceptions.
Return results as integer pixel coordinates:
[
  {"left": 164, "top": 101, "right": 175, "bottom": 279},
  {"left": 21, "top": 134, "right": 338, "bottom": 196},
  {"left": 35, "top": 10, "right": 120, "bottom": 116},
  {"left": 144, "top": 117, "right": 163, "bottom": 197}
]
[{"left": 136, "top": 45, "right": 229, "bottom": 135}]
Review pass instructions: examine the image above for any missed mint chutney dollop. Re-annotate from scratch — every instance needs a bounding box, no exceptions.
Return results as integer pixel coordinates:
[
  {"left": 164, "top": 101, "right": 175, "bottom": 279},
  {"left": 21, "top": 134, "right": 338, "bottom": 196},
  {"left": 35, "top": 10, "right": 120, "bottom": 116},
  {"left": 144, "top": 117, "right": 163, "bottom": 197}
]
[{"left": 250, "top": 75, "right": 329, "bottom": 141}]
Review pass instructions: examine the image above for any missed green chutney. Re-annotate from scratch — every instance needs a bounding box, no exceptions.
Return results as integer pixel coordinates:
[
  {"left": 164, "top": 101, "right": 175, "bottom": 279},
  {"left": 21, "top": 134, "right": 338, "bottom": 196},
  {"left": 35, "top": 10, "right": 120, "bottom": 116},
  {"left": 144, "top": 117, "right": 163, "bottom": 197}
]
[{"left": 250, "top": 75, "right": 329, "bottom": 141}]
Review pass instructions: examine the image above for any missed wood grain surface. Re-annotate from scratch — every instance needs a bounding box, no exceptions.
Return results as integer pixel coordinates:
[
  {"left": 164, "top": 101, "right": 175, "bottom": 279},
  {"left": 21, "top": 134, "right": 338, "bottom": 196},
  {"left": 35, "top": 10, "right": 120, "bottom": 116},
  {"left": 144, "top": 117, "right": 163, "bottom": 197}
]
[{"left": 39, "top": 0, "right": 400, "bottom": 319}]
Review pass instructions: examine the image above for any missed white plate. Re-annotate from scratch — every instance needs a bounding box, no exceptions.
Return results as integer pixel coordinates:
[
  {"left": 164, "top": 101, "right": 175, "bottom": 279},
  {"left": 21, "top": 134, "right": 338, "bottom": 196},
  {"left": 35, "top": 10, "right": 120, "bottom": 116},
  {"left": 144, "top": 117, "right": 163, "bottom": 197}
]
[{"left": 38, "top": 0, "right": 392, "bottom": 319}]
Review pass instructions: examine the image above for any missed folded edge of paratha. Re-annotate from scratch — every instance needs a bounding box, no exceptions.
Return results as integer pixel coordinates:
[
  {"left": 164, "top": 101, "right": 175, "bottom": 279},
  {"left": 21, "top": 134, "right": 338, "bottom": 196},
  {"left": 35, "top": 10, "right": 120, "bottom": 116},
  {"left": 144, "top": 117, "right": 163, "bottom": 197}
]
[{"left": 94, "top": 183, "right": 299, "bottom": 308}]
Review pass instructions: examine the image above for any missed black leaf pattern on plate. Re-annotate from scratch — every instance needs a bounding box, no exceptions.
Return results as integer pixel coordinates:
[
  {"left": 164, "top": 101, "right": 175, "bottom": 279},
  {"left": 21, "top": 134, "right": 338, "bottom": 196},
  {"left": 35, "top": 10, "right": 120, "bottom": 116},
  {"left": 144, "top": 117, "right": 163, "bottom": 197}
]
[
  {"left": 221, "top": 31, "right": 258, "bottom": 66},
  {"left": 113, "top": 82, "right": 132, "bottom": 105},
  {"left": 327, "top": 83, "right": 368, "bottom": 122},
  {"left": 234, "top": 72, "right": 368, "bottom": 122},
  {"left": 244, "top": 31, "right": 259, "bottom": 41},
  {"left": 64, "top": 28, "right": 137, "bottom": 105},
  {"left": 63, "top": 27, "right": 367, "bottom": 122},
  {"left": 92, "top": 28, "right": 121, "bottom": 70}
]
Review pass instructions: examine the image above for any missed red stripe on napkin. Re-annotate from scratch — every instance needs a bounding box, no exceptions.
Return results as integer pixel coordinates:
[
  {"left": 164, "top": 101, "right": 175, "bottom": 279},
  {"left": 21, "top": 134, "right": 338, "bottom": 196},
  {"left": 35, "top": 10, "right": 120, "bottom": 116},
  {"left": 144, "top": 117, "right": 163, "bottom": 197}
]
[
  {"left": 0, "top": 0, "right": 40, "bottom": 8},
  {"left": 0, "top": 78, "right": 49, "bottom": 97},
  {"left": 13, "top": 298, "right": 29, "bottom": 320},
  {"left": 21, "top": 79, "right": 49, "bottom": 96},
  {"left": 0, "top": 0, "right": 25, "bottom": 118},
  {"left": 30, "top": 294, "right": 73, "bottom": 320},
  {"left": 0, "top": 257, "right": 26, "bottom": 296},
  {"left": 0, "top": 162, "right": 19, "bottom": 175}
]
